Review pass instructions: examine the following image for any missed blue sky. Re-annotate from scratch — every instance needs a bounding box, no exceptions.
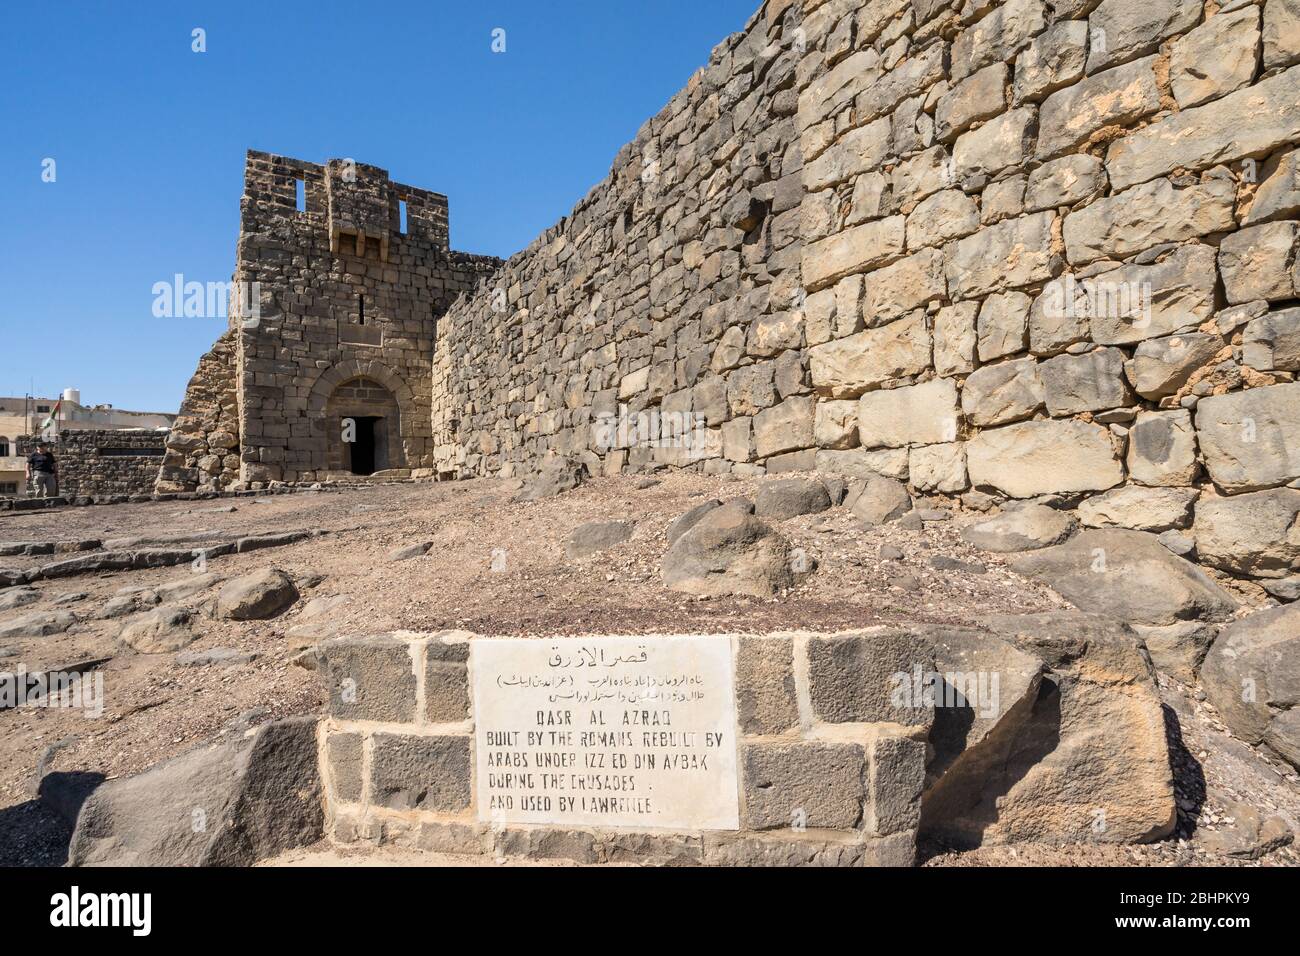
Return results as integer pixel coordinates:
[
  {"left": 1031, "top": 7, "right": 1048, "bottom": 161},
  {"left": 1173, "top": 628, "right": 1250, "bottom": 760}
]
[{"left": 0, "top": 0, "right": 757, "bottom": 413}]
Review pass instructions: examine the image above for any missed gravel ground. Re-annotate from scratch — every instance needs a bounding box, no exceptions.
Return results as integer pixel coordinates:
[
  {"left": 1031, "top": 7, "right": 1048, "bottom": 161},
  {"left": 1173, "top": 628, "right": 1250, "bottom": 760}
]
[{"left": 0, "top": 473, "right": 1293, "bottom": 867}]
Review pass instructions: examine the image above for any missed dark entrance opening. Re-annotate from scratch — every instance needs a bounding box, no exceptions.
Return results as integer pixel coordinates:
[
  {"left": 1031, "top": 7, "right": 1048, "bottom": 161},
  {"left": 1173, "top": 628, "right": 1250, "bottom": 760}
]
[{"left": 349, "top": 416, "right": 380, "bottom": 475}]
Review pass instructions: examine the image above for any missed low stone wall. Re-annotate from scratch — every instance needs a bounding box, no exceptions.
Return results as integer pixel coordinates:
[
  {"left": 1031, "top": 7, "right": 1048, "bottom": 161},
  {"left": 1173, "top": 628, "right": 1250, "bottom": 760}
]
[
  {"left": 316, "top": 630, "right": 928, "bottom": 866},
  {"left": 20, "top": 430, "right": 167, "bottom": 499},
  {"left": 312, "top": 617, "right": 1176, "bottom": 865}
]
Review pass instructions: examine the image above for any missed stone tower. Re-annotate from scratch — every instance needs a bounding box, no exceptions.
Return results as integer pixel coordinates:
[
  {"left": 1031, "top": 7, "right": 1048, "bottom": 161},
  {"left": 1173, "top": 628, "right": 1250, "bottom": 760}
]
[{"left": 158, "top": 151, "right": 500, "bottom": 492}]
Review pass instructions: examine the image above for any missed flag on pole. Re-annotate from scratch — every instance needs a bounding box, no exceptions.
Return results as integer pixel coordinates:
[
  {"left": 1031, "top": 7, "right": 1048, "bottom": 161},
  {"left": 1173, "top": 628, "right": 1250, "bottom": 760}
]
[{"left": 40, "top": 400, "right": 62, "bottom": 437}]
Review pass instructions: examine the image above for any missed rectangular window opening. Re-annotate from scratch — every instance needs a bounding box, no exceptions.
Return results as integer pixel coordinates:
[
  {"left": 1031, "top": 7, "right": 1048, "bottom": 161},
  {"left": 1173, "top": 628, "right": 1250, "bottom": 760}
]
[
  {"left": 398, "top": 198, "right": 408, "bottom": 234},
  {"left": 359, "top": 294, "right": 365, "bottom": 326},
  {"left": 295, "top": 178, "right": 306, "bottom": 213}
]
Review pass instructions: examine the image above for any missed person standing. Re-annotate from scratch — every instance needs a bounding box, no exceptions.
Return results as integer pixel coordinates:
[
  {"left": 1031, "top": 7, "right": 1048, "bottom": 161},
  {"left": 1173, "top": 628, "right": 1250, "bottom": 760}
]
[{"left": 26, "top": 441, "right": 58, "bottom": 498}]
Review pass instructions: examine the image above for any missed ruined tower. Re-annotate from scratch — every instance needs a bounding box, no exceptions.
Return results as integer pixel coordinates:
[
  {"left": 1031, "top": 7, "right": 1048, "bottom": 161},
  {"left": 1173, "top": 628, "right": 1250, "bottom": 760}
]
[{"left": 157, "top": 151, "right": 500, "bottom": 492}]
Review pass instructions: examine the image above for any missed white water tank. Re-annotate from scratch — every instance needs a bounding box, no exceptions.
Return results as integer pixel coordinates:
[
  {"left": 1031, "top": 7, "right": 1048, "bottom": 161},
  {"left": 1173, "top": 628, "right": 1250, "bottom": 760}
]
[{"left": 62, "top": 387, "right": 81, "bottom": 406}]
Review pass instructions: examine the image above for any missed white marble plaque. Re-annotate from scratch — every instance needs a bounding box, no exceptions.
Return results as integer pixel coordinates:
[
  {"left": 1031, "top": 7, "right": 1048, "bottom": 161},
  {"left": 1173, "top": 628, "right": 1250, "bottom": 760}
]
[{"left": 471, "top": 635, "right": 740, "bottom": 831}]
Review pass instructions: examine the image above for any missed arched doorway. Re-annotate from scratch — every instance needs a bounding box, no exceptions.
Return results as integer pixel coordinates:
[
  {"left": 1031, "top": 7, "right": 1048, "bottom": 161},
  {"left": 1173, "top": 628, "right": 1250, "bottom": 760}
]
[{"left": 324, "top": 377, "right": 402, "bottom": 475}]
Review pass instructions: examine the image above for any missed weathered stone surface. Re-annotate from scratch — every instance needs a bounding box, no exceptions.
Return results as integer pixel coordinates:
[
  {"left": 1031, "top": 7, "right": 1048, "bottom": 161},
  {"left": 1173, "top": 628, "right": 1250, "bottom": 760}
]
[
  {"left": 1246, "top": 148, "right": 1300, "bottom": 224},
  {"left": 967, "top": 420, "right": 1123, "bottom": 497},
  {"left": 962, "top": 504, "right": 1078, "bottom": 552},
  {"left": 802, "top": 215, "right": 905, "bottom": 291},
  {"left": 1087, "top": 245, "right": 1219, "bottom": 345},
  {"left": 68, "top": 717, "right": 321, "bottom": 866},
  {"left": 0, "top": 587, "right": 39, "bottom": 612},
  {"left": 1106, "top": 67, "right": 1300, "bottom": 192},
  {"left": 849, "top": 475, "right": 914, "bottom": 526},
  {"left": 1194, "top": 384, "right": 1300, "bottom": 492},
  {"left": 1010, "top": 529, "right": 1239, "bottom": 626},
  {"left": 563, "top": 520, "right": 635, "bottom": 559},
  {"left": 808, "top": 312, "right": 931, "bottom": 398},
  {"left": 1131, "top": 621, "right": 1218, "bottom": 684},
  {"left": 927, "top": 612, "right": 1177, "bottom": 847},
  {"left": 1025, "top": 154, "right": 1105, "bottom": 212},
  {"left": 0, "top": 610, "right": 76, "bottom": 642},
  {"left": 961, "top": 358, "right": 1044, "bottom": 426},
  {"left": 1170, "top": 7, "right": 1261, "bottom": 109},
  {"left": 1201, "top": 604, "right": 1300, "bottom": 769},
  {"left": 936, "top": 63, "right": 1008, "bottom": 141},
  {"left": 742, "top": 742, "right": 865, "bottom": 830},
  {"left": 1063, "top": 178, "right": 1236, "bottom": 265},
  {"left": 1014, "top": 19, "right": 1088, "bottom": 105},
  {"left": 118, "top": 606, "right": 196, "bottom": 654},
  {"left": 327, "top": 733, "right": 363, "bottom": 803},
  {"left": 666, "top": 500, "right": 724, "bottom": 547},
  {"left": 1127, "top": 409, "right": 1200, "bottom": 486},
  {"left": 953, "top": 107, "right": 1037, "bottom": 182},
  {"left": 934, "top": 302, "right": 978, "bottom": 376},
  {"left": 387, "top": 541, "right": 432, "bottom": 561},
  {"left": 1243, "top": 308, "right": 1300, "bottom": 372},
  {"left": 1264, "top": 0, "right": 1300, "bottom": 69},
  {"left": 806, "top": 629, "right": 935, "bottom": 728},
  {"left": 906, "top": 189, "right": 981, "bottom": 249},
  {"left": 1192, "top": 488, "right": 1300, "bottom": 579},
  {"left": 814, "top": 400, "right": 859, "bottom": 448},
  {"left": 1086, "top": 0, "right": 1205, "bottom": 75},
  {"left": 754, "top": 478, "right": 832, "bottom": 520},
  {"left": 1041, "top": 348, "right": 1130, "bottom": 416},
  {"left": 515, "top": 457, "right": 587, "bottom": 502},
  {"left": 1221, "top": 221, "right": 1300, "bottom": 306},
  {"left": 753, "top": 396, "right": 815, "bottom": 458},
  {"left": 369, "top": 733, "right": 471, "bottom": 812},
  {"left": 1078, "top": 486, "right": 1198, "bottom": 532},
  {"left": 317, "top": 634, "right": 417, "bottom": 723},
  {"left": 216, "top": 568, "right": 299, "bottom": 620},
  {"left": 1038, "top": 56, "right": 1162, "bottom": 159},
  {"left": 945, "top": 212, "right": 1055, "bottom": 299},
  {"left": 735, "top": 636, "right": 798, "bottom": 736},
  {"left": 1124, "top": 332, "right": 1223, "bottom": 399},
  {"left": 857, "top": 378, "right": 960, "bottom": 449},
  {"left": 862, "top": 248, "right": 947, "bottom": 322},
  {"left": 661, "top": 507, "right": 796, "bottom": 598},
  {"left": 977, "top": 291, "right": 1032, "bottom": 361},
  {"left": 908, "top": 442, "right": 968, "bottom": 493},
  {"left": 951, "top": 0, "right": 1048, "bottom": 83}
]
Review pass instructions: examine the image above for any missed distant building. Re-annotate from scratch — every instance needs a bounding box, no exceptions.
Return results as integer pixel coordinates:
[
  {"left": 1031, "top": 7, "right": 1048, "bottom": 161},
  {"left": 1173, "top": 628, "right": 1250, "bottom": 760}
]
[{"left": 0, "top": 389, "right": 175, "bottom": 497}]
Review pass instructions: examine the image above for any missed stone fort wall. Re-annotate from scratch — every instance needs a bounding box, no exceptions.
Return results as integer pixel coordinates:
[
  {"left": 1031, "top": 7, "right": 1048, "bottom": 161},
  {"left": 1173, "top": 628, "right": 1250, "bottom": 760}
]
[{"left": 428, "top": 0, "right": 1300, "bottom": 592}]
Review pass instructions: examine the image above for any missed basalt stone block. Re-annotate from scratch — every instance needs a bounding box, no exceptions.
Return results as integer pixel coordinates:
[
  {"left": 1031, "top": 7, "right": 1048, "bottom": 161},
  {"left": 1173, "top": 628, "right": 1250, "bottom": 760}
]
[
  {"left": 866, "top": 735, "right": 927, "bottom": 837},
  {"left": 806, "top": 630, "right": 936, "bottom": 729},
  {"left": 328, "top": 733, "right": 364, "bottom": 803},
  {"left": 369, "top": 733, "right": 471, "bottom": 813},
  {"left": 424, "top": 638, "right": 470, "bottom": 724},
  {"left": 735, "top": 636, "right": 799, "bottom": 736},
  {"left": 318, "top": 634, "right": 417, "bottom": 723},
  {"left": 742, "top": 741, "right": 866, "bottom": 831}
]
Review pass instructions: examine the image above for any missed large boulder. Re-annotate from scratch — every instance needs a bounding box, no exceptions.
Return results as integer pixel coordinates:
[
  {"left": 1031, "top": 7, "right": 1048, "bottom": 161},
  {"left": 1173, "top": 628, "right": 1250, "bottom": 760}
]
[
  {"left": 1192, "top": 488, "right": 1300, "bottom": 579},
  {"left": 1201, "top": 604, "right": 1300, "bottom": 770},
  {"left": 0, "top": 610, "right": 76, "bottom": 641},
  {"left": 848, "top": 475, "right": 914, "bottom": 526},
  {"left": 67, "top": 716, "right": 323, "bottom": 866},
  {"left": 921, "top": 612, "right": 1176, "bottom": 847},
  {"left": 961, "top": 504, "right": 1077, "bottom": 553},
  {"left": 1077, "top": 486, "right": 1198, "bottom": 532},
  {"left": 514, "top": 457, "right": 588, "bottom": 502},
  {"left": 564, "top": 521, "right": 635, "bottom": 559},
  {"left": 661, "top": 508, "right": 799, "bottom": 598},
  {"left": 754, "top": 478, "right": 832, "bottom": 521},
  {"left": 215, "top": 568, "right": 299, "bottom": 621},
  {"left": 1010, "top": 529, "right": 1238, "bottom": 626},
  {"left": 118, "top": 606, "right": 196, "bottom": 654}
]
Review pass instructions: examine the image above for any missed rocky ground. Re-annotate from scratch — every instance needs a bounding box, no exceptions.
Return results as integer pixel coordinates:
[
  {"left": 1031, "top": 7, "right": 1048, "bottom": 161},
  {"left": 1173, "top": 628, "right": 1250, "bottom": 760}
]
[{"left": 0, "top": 472, "right": 1296, "bottom": 867}]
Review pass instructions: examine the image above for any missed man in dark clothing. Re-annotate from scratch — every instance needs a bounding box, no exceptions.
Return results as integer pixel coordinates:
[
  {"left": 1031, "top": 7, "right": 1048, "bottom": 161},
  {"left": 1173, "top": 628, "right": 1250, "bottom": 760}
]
[{"left": 26, "top": 442, "right": 58, "bottom": 498}]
